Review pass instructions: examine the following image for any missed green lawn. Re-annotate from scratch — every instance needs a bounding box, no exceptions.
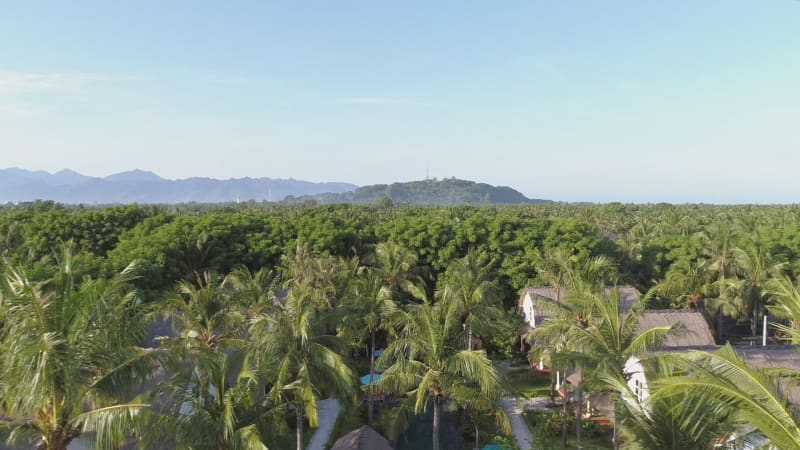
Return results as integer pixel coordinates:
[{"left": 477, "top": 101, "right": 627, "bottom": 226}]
[
  {"left": 504, "top": 367, "right": 552, "bottom": 398},
  {"left": 523, "top": 409, "right": 614, "bottom": 450}
]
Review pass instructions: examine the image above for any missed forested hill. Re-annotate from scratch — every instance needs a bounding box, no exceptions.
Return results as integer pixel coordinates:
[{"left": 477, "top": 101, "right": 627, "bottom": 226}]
[{"left": 285, "top": 178, "right": 549, "bottom": 205}]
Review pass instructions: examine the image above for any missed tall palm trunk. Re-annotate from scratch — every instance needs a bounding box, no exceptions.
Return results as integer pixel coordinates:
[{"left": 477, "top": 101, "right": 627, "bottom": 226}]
[
  {"left": 296, "top": 403, "right": 304, "bottom": 450},
  {"left": 433, "top": 396, "right": 441, "bottom": 450},
  {"left": 465, "top": 322, "right": 473, "bottom": 428},
  {"left": 575, "top": 372, "right": 583, "bottom": 443},
  {"left": 752, "top": 300, "right": 760, "bottom": 338},
  {"left": 41, "top": 429, "right": 69, "bottom": 450},
  {"left": 611, "top": 401, "right": 620, "bottom": 450},
  {"left": 368, "top": 330, "right": 376, "bottom": 425},
  {"left": 561, "top": 371, "right": 568, "bottom": 448},
  {"left": 717, "top": 264, "right": 726, "bottom": 343}
]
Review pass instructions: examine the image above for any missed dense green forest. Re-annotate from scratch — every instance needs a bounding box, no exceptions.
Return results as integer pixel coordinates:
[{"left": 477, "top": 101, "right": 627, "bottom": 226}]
[
  {"left": 5, "top": 201, "right": 800, "bottom": 312},
  {"left": 284, "top": 178, "right": 549, "bottom": 205},
  {"left": 3, "top": 200, "right": 800, "bottom": 449}
]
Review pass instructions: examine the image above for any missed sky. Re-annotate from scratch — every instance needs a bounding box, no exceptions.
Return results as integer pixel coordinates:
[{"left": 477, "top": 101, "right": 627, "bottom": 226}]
[{"left": 1, "top": 1, "right": 799, "bottom": 203}]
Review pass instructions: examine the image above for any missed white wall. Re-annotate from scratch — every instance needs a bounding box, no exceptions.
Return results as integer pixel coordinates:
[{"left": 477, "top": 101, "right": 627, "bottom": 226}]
[
  {"left": 521, "top": 293, "right": 536, "bottom": 328},
  {"left": 624, "top": 356, "right": 649, "bottom": 403}
]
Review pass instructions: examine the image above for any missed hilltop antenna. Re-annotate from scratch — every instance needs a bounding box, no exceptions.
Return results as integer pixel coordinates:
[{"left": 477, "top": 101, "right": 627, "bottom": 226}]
[
  {"left": 236, "top": 194, "right": 240, "bottom": 204},
  {"left": 268, "top": 187, "right": 272, "bottom": 202},
  {"left": 426, "top": 168, "right": 429, "bottom": 180}
]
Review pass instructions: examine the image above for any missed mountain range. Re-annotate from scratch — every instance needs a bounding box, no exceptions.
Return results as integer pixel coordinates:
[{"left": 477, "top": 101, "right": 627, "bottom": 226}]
[
  {"left": 0, "top": 168, "right": 356, "bottom": 204},
  {"left": 0, "top": 168, "right": 547, "bottom": 205}
]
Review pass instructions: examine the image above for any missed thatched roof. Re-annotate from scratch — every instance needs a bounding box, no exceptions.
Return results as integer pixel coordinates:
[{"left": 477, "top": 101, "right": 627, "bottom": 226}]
[
  {"left": 736, "top": 346, "right": 800, "bottom": 372},
  {"left": 518, "top": 285, "right": 641, "bottom": 312},
  {"left": 330, "top": 425, "right": 393, "bottom": 450},
  {"left": 734, "top": 346, "right": 800, "bottom": 406},
  {"left": 637, "top": 310, "right": 715, "bottom": 347},
  {"left": 653, "top": 345, "right": 800, "bottom": 406}
]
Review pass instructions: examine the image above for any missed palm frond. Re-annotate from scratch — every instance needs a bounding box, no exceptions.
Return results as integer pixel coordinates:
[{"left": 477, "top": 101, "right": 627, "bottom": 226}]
[
  {"left": 74, "top": 403, "right": 150, "bottom": 450},
  {"left": 655, "top": 345, "right": 800, "bottom": 449}
]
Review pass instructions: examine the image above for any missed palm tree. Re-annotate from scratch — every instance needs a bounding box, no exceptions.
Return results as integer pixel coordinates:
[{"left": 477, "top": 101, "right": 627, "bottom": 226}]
[
  {"left": 766, "top": 275, "right": 800, "bottom": 343},
  {"left": 529, "top": 251, "right": 614, "bottom": 444},
  {"left": 225, "top": 266, "right": 281, "bottom": 316},
  {"left": 534, "top": 248, "right": 576, "bottom": 306},
  {"left": 651, "top": 260, "right": 711, "bottom": 311},
  {"left": 0, "top": 247, "right": 156, "bottom": 450},
  {"left": 440, "top": 249, "right": 502, "bottom": 351},
  {"left": 378, "top": 301, "right": 502, "bottom": 450},
  {"left": 164, "top": 272, "right": 248, "bottom": 352},
  {"left": 540, "top": 289, "right": 675, "bottom": 449},
  {"left": 250, "top": 280, "right": 356, "bottom": 450},
  {"left": 371, "top": 241, "right": 417, "bottom": 296},
  {"left": 698, "top": 222, "right": 738, "bottom": 341},
  {"left": 338, "top": 271, "right": 398, "bottom": 425},
  {"left": 147, "top": 344, "right": 281, "bottom": 449},
  {"left": 722, "top": 239, "right": 785, "bottom": 338},
  {"left": 535, "top": 248, "right": 614, "bottom": 304},
  {"left": 146, "top": 269, "right": 278, "bottom": 449},
  {"left": 604, "top": 357, "right": 733, "bottom": 450},
  {"left": 657, "top": 345, "right": 800, "bottom": 449},
  {"left": 281, "top": 244, "right": 337, "bottom": 310}
]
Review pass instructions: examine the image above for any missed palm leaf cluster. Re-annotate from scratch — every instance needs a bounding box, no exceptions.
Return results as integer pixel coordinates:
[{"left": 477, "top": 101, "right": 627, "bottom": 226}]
[
  {"left": 655, "top": 346, "right": 800, "bottom": 450},
  {"left": 0, "top": 246, "right": 155, "bottom": 450},
  {"left": 378, "top": 300, "right": 505, "bottom": 450},
  {"left": 0, "top": 242, "right": 510, "bottom": 450},
  {"left": 0, "top": 244, "right": 361, "bottom": 450},
  {"left": 529, "top": 247, "right": 800, "bottom": 450}
]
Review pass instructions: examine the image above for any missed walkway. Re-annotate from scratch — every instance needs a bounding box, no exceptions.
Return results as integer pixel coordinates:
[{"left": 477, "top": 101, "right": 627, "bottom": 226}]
[
  {"left": 500, "top": 397, "right": 535, "bottom": 450},
  {"left": 306, "top": 398, "right": 341, "bottom": 450}
]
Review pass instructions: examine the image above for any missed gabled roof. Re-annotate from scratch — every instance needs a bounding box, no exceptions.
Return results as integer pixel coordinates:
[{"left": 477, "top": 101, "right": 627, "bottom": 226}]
[
  {"left": 518, "top": 285, "right": 641, "bottom": 312},
  {"left": 637, "top": 310, "right": 715, "bottom": 347},
  {"left": 331, "top": 425, "right": 393, "bottom": 450},
  {"left": 518, "top": 286, "right": 564, "bottom": 306}
]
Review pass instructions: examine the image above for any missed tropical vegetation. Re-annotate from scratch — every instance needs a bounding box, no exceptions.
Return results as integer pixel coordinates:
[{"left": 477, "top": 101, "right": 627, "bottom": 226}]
[{"left": 2, "top": 201, "right": 800, "bottom": 448}]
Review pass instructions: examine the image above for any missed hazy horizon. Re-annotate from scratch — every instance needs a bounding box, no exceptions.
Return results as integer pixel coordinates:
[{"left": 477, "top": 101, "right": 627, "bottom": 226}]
[{"left": 2, "top": 1, "right": 798, "bottom": 203}]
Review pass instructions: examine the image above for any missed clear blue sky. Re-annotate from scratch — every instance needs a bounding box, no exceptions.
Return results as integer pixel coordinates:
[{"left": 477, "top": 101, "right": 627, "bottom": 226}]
[{"left": 1, "top": 1, "right": 798, "bottom": 203}]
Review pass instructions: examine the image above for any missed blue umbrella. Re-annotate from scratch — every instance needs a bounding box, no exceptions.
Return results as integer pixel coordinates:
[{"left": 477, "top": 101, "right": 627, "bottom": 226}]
[{"left": 360, "top": 373, "right": 382, "bottom": 385}]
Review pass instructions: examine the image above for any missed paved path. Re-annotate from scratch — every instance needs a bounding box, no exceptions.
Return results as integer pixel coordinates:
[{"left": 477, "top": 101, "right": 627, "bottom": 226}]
[
  {"left": 518, "top": 396, "right": 555, "bottom": 412},
  {"left": 306, "top": 398, "right": 341, "bottom": 450},
  {"left": 500, "top": 397, "right": 535, "bottom": 450}
]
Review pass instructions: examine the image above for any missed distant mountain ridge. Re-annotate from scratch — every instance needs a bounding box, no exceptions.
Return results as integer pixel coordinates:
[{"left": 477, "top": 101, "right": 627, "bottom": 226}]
[
  {"left": 0, "top": 168, "right": 357, "bottom": 204},
  {"left": 285, "top": 178, "right": 549, "bottom": 205}
]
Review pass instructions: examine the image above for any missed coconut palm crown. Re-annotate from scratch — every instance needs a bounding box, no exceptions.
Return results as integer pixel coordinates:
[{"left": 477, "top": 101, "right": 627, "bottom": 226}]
[
  {"left": 0, "top": 247, "right": 156, "bottom": 450},
  {"left": 378, "top": 298, "right": 502, "bottom": 450}
]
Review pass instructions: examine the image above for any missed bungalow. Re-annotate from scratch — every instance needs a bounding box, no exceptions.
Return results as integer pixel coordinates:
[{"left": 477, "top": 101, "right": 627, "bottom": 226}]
[
  {"left": 518, "top": 285, "right": 641, "bottom": 330},
  {"left": 630, "top": 343, "right": 800, "bottom": 449},
  {"left": 517, "top": 286, "right": 642, "bottom": 355},
  {"left": 625, "top": 310, "right": 716, "bottom": 402}
]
